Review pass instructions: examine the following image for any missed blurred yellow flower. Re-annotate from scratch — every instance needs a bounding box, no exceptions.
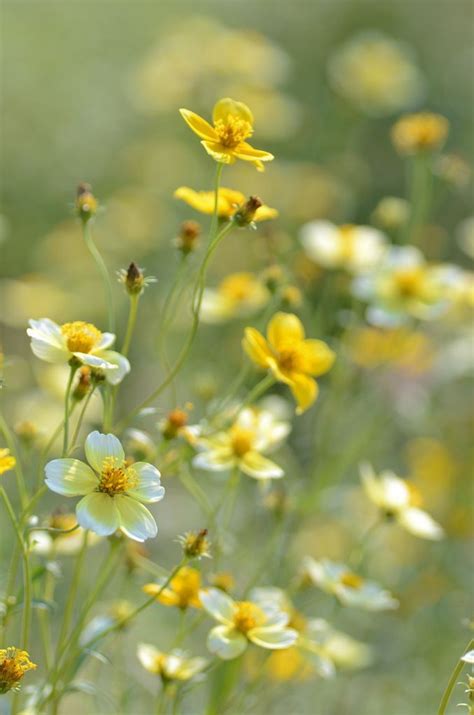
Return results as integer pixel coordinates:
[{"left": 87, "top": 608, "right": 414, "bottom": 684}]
[
  {"left": 348, "top": 326, "right": 433, "bottom": 374},
  {"left": 174, "top": 186, "right": 278, "bottom": 221},
  {"left": 243, "top": 312, "right": 335, "bottom": 413},
  {"left": 0, "top": 448, "right": 16, "bottom": 476},
  {"left": 391, "top": 112, "right": 449, "bottom": 155},
  {"left": 200, "top": 272, "right": 269, "bottom": 324},
  {"left": 0, "top": 647, "right": 37, "bottom": 693},
  {"left": 137, "top": 643, "right": 207, "bottom": 681},
  {"left": 143, "top": 566, "right": 202, "bottom": 610},
  {"left": 180, "top": 98, "right": 274, "bottom": 171}
]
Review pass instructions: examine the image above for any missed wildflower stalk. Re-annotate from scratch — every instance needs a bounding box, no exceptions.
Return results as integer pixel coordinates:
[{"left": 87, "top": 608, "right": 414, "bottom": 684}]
[
  {"left": 62, "top": 364, "right": 77, "bottom": 456},
  {"left": 0, "top": 408, "right": 28, "bottom": 508},
  {"left": 82, "top": 220, "right": 115, "bottom": 333},
  {"left": 237, "top": 373, "right": 275, "bottom": 413},
  {"left": 54, "top": 529, "right": 89, "bottom": 661},
  {"left": 438, "top": 639, "right": 474, "bottom": 715},
  {"left": 403, "top": 153, "right": 433, "bottom": 246},
  {"left": 121, "top": 292, "right": 140, "bottom": 358},
  {"left": 67, "top": 386, "right": 96, "bottom": 455}
]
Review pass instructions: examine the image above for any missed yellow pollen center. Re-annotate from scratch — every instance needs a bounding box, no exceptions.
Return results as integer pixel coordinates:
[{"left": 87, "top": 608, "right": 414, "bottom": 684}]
[
  {"left": 61, "top": 321, "right": 102, "bottom": 354},
  {"left": 233, "top": 601, "right": 265, "bottom": 634},
  {"left": 230, "top": 427, "right": 254, "bottom": 457},
  {"left": 0, "top": 649, "right": 36, "bottom": 693},
  {"left": 340, "top": 571, "right": 364, "bottom": 589},
  {"left": 339, "top": 225, "right": 357, "bottom": 261},
  {"left": 278, "top": 348, "right": 299, "bottom": 372},
  {"left": 214, "top": 115, "right": 253, "bottom": 148},
  {"left": 98, "top": 457, "right": 138, "bottom": 496},
  {"left": 393, "top": 269, "right": 425, "bottom": 298}
]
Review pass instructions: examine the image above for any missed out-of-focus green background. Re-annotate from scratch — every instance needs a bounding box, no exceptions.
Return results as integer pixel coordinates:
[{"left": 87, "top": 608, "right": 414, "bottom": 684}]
[{"left": 1, "top": 2, "right": 473, "bottom": 714}]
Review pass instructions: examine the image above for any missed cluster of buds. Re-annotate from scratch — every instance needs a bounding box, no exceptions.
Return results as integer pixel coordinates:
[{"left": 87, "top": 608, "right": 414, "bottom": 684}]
[
  {"left": 76, "top": 182, "right": 98, "bottom": 222},
  {"left": 175, "top": 220, "right": 201, "bottom": 255},
  {"left": 160, "top": 408, "right": 188, "bottom": 440},
  {"left": 233, "top": 196, "right": 263, "bottom": 227},
  {"left": 118, "top": 262, "right": 157, "bottom": 297},
  {"left": 178, "top": 529, "right": 211, "bottom": 560}
]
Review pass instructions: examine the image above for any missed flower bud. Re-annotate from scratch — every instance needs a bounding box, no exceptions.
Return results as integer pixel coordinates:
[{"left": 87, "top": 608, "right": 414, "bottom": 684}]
[
  {"left": 178, "top": 529, "right": 211, "bottom": 560},
  {"left": 233, "top": 196, "right": 263, "bottom": 227},
  {"left": 175, "top": 220, "right": 201, "bottom": 255},
  {"left": 14, "top": 421, "right": 38, "bottom": 446},
  {"left": 76, "top": 182, "right": 98, "bottom": 222},
  {"left": 160, "top": 408, "right": 188, "bottom": 440},
  {"left": 72, "top": 367, "right": 92, "bottom": 401}
]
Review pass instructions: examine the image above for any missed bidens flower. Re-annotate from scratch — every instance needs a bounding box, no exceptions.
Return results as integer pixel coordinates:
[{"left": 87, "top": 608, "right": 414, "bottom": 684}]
[
  {"left": 302, "top": 557, "right": 399, "bottom": 611},
  {"left": 193, "top": 406, "right": 289, "bottom": 480},
  {"left": 45, "top": 431, "right": 164, "bottom": 542},
  {"left": 0, "top": 448, "right": 16, "bottom": 476},
  {"left": 175, "top": 186, "right": 278, "bottom": 222},
  {"left": 200, "top": 273, "right": 269, "bottom": 324},
  {"left": 27, "top": 319, "right": 130, "bottom": 386},
  {"left": 200, "top": 587, "right": 297, "bottom": 660},
  {"left": 300, "top": 221, "right": 387, "bottom": 274},
  {"left": 360, "top": 462, "right": 444, "bottom": 540},
  {"left": 180, "top": 98, "right": 274, "bottom": 171},
  {"left": 243, "top": 312, "right": 335, "bottom": 413},
  {"left": 137, "top": 644, "right": 207, "bottom": 683},
  {"left": 391, "top": 112, "right": 449, "bottom": 155},
  {"left": 0, "top": 647, "right": 37, "bottom": 693},
  {"left": 143, "top": 567, "right": 202, "bottom": 610}
]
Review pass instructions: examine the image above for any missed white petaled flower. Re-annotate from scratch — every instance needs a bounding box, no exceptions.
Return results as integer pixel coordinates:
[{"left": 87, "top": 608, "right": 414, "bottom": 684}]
[
  {"left": 305, "top": 619, "right": 372, "bottom": 671},
  {"left": 137, "top": 643, "right": 208, "bottom": 682},
  {"left": 360, "top": 462, "right": 444, "bottom": 540},
  {"left": 27, "top": 318, "right": 130, "bottom": 385},
  {"left": 302, "top": 557, "right": 399, "bottom": 611},
  {"left": 300, "top": 221, "right": 387, "bottom": 274},
  {"left": 45, "top": 431, "right": 164, "bottom": 542},
  {"left": 193, "top": 407, "right": 290, "bottom": 480},
  {"left": 199, "top": 587, "right": 298, "bottom": 660}
]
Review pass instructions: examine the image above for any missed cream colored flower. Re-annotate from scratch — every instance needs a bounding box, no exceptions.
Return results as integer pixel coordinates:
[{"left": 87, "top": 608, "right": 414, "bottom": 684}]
[
  {"left": 360, "top": 463, "right": 444, "bottom": 540},
  {"left": 137, "top": 643, "right": 208, "bottom": 682},
  {"left": 201, "top": 273, "right": 269, "bottom": 324},
  {"left": 300, "top": 221, "right": 387, "bottom": 274}
]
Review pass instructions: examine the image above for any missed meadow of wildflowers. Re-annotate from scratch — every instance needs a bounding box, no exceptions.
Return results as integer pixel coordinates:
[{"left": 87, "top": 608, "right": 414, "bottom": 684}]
[{"left": 1, "top": 2, "right": 473, "bottom": 714}]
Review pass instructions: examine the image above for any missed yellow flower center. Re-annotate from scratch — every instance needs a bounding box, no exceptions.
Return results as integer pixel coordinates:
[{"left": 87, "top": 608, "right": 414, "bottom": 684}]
[
  {"left": 393, "top": 268, "right": 425, "bottom": 299},
  {"left": 232, "top": 601, "right": 265, "bottom": 634},
  {"left": 230, "top": 427, "right": 255, "bottom": 457},
  {"left": 0, "top": 648, "right": 37, "bottom": 694},
  {"left": 214, "top": 115, "right": 253, "bottom": 149},
  {"left": 339, "top": 571, "right": 364, "bottom": 589},
  {"left": 338, "top": 224, "right": 357, "bottom": 261},
  {"left": 98, "top": 457, "right": 138, "bottom": 496},
  {"left": 61, "top": 321, "right": 102, "bottom": 353},
  {"left": 278, "top": 348, "right": 300, "bottom": 372},
  {"left": 168, "top": 568, "right": 201, "bottom": 608}
]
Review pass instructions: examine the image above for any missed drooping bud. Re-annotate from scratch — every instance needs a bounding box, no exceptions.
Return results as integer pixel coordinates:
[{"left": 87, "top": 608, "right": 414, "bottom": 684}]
[
  {"left": 76, "top": 182, "right": 98, "bottom": 222},
  {"left": 178, "top": 529, "right": 211, "bottom": 560},
  {"left": 233, "top": 196, "right": 263, "bottom": 227},
  {"left": 175, "top": 220, "right": 201, "bottom": 255}
]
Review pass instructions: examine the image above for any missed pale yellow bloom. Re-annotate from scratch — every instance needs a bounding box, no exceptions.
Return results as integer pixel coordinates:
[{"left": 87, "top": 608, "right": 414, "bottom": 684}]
[
  {"left": 174, "top": 186, "right": 278, "bottom": 222},
  {"left": 348, "top": 326, "right": 433, "bottom": 374},
  {"left": 391, "top": 112, "right": 449, "bottom": 155},
  {"left": 137, "top": 643, "right": 207, "bottom": 682},
  {"left": 0, "top": 448, "right": 16, "bottom": 476},
  {"left": 180, "top": 98, "right": 274, "bottom": 171},
  {"left": 0, "top": 648, "right": 37, "bottom": 694},
  {"left": 143, "top": 567, "right": 202, "bottom": 610},
  {"left": 201, "top": 273, "right": 269, "bottom": 324},
  {"left": 300, "top": 221, "right": 387, "bottom": 274},
  {"left": 243, "top": 312, "right": 335, "bottom": 413}
]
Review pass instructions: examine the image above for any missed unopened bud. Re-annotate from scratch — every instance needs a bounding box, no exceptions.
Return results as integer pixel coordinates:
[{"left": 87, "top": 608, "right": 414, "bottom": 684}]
[
  {"left": 118, "top": 262, "right": 156, "bottom": 296},
  {"left": 175, "top": 220, "right": 201, "bottom": 255},
  {"left": 14, "top": 420, "right": 38, "bottom": 445},
  {"left": 76, "top": 182, "right": 98, "bottom": 222},
  {"left": 234, "top": 196, "right": 263, "bottom": 227},
  {"left": 178, "top": 529, "right": 211, "bottom": 560},
  {"left": 160, "top": 408, "right": 188, "bottom": 440}
]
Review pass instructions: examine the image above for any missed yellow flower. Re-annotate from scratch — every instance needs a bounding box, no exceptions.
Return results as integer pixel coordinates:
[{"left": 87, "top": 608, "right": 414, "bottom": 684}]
[
  {"left": 0, "top": 448, "right": 16, "bottom": 476},
  {"left": 0, "top": 647, "right": 37, "bottom": 693},
  {"left": 201, "top": 272, "right": 270, "bottom": 324},
  {"left": 174, "top": 186, "right": 278, "bottom": 221},
  {"left": 243, "top": 313, "right": 335, "bottom": 414},
  {"left": 179, "top": 98, "right": 274, "bottom": 171},
  {"left": 391, "top": 112, "right": 449, "bottom": 155},
  {"left": 143, "top": 566, "right": 202, "bottom": 610}
]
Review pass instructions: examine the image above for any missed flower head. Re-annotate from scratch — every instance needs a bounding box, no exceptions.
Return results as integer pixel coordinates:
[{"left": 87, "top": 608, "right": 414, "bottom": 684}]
[
  {"left": 137, "top": 644, "right": 208, "bottom": 683},
  {"left": 300, "top": 221, "right": 387, "bottom": 274},
  {"left": 76, "top": 182, "right": 98, "bottom": 222},
  {"left": 360, "top": 462, "right": 444, "bottom": 540},
  {"left": 0, "top": 647, "right": 37, "bottom": 693},
  {"left": 143, "top": 567, "right": 202, "bottom": 610},
  {"left": 45, "top": 431, "right": 164, "bottom": 542},
  {"left": 0, "top": 448, "right": 16, "bottom": 476},
  {"left": 118, "top": 262, "right": 157, "bottom": 296},
  {"left": 27, "top": 319, "right": 130, "bottom": 386},
  {"left": 180, "top": 98, "right": 274, "bottom": 171},
  {"left": 175, "top": 220, "right": 201, "bottom": 255},
  {"left": 200, "top": 272, "right": 269, "bottom": 324},
  {"left": 178, "top": 529, "right": 211, "bottom": 560},
  {"left": 200, "top": 587, "right": 297, "bottom": 659},
  {"left": 391, "top": 112, "right": 449, "bottom": 155},
  {"left": 175, "top": 187, "right": 278, "bottom": 222},
  {"left": 243, "top": 313, "right": 335, "bottom": 413}
]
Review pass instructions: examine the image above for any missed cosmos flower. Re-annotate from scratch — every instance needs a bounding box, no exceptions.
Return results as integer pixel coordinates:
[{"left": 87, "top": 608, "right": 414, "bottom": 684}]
[
  {"left": 360, "top": 462, "right": 444, "bottom": 540},
  {"left": 243, "top": 312, "right": 335, "bottom": 413},
  {"left": 174, "top": 186, "right": 278, "bottom": 221},
  {"left": 45, "top": 431, "right": 164, "bottom": 542},
  {"left": 200, "top": 273, "right": 269, "bottom": 324},
  {"left": 27, "top": 319, "right": 130, "bottom": 386},
  {"left": 137, "top": 644, "right": 208, "bottom": 682},
  {"left": 300, "top": 221, "right": 387, "bottom": 274},
  {"left": 180, "top": 98, "right": 274, "bottom": 171},
  {"left": 301, "top": 557, "right": 399, "bottom": 611},
  {"left": 199, "top": 587, "right": 297, "bottom": 660}
]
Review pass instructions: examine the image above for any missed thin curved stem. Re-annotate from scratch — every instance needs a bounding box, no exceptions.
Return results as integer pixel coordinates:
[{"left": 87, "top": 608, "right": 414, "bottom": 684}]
[
  {"left": 438, "top": 639, "right": 474, "bottom": 715},
  {"left": 62, "top": 365, "right": 77, "bottom": 456},
  {"left": 0, "top": 409, "right": 28, "bottom": 508},
  {"left": 54, "top": 530, "right": 89, "bottom": 662},
  {"left": 67, "top": 386, "right": 96, "bottom": 455},
  {"left": 121, "top": 293, "right": 140, "bottom": 357},
  {"left": 83, "top": 220, "right": 115, "bottom": 332}
]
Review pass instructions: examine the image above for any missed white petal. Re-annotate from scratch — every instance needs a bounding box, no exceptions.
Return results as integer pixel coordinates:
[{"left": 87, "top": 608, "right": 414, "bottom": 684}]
[
  {"left": 193, "top": 449, "right": 235, "bottom": 472},
  {"left": 97, "top": 350, "right": 131, "bottom": 386},
  {"left": 137, "top": 643, "right": 161, "bottom": 673},
  {"left": 461, "top": 650, "right": 474, "bottom": 664},
  {"left": 45, "top": 458, "right": 97, "bottom": 496},
  {"left": 126, "top": 463, "right": 164, "bottom": 503},
  {"left": 76, "top": 492, "right": 120, "bottom": 536},
  {"left": 240, "top": 451, "right": 284, "bottom": 479},
  {"left": 199, "top": 588, "right": 235, "bottom": 625},
  {"left": 115, "top": 495, "right": 158, "bottom": 542},
  {"left": 207, "top": 625, "right": 247, "bottom": 660},
  {"left": 73, "top": 352, "right": 118, "bottom": 370},
  {"left": 85, "top": 431, "right": 124, "bottom": 472},
  {"left": 398, "top": 507, "right": 444, "bottom": 540},
  {"left": 248, "top": 626, "right": 298, "bottom": 649},
  {"left": 27, "top": 319, "right": 68, "bottom": 363},
  {"left": 95, "top": 332, "right": 116, "bottom": 350}
]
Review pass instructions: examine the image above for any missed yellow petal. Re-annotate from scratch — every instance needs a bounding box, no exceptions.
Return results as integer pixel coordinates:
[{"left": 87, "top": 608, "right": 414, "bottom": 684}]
[
  {"left": 213, "top": 98, "right": 254, "bottom": 125},
  {"left": 242, "top": 327, "right": 273, "bottom": 368},
  {"left": 174, "top": 186, "right": 245, "bottom": 217},
  {"left": 255, "top": 205, "right": 279, "bottom": 222},
  {"left": 234, "top": 142, "right": 274, "bottom": 162},
  {"left": 288, "top": 374, "right": 319, "bottom": 414},
  {"left": 201, "top": 141, "right": 236, "bottom": 164},
  {"left": 267, "top": 312, "right": 305, "bottom": 352},
  {"left": 298, "top": 339, "right": 336, "bottom": 376},
  {"left": 179, "top": 109, "right": 218, "bottom": 142}
]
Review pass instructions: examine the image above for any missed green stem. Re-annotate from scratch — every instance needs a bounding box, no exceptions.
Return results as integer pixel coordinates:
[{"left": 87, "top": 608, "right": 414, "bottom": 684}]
[
  {"left": 83, "top": 220, "right": 115, "bottom": 332},
  {"left": 122, "top": 293, "right": 140, "bottom": 358},
  {"left": 438, "top": 639, "right": 474, "bottom": 715},
  {"left": 403, "top": 152, "right": 433, "bottom": 246},
  {"left": 62, "top": 365, "right": 77, "bottom": 456},
  {"left": 0, "top": 409, "right": 28, "bottom": 508},
  {"left": 54, "top": 529, "right": 88, "bottom": 661},
  {"left": 67, "top": 387, "right": 96, "bottom": 455},
  {"left": 238, "top": 373, "right": 275, "bottom": 413}
]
